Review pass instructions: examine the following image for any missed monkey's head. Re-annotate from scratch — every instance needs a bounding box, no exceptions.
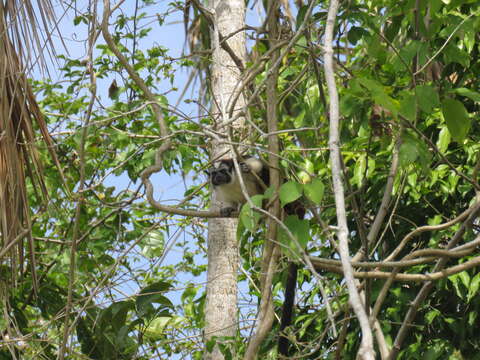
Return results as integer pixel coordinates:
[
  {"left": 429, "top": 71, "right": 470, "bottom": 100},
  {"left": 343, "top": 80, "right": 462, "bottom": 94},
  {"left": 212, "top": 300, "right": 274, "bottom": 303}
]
[{"left": 205, "top": 160, "right": 234, "bottom": 186}]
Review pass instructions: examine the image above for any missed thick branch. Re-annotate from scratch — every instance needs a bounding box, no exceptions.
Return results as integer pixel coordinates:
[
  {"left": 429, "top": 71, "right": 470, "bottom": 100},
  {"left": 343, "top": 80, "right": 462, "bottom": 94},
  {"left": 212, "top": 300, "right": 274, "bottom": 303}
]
[
  {"left": 323, "top": 1, "right": 375, "bottom": 359},
  {"left": 315, "top": 253, "right": 480, "bottom": 282}
]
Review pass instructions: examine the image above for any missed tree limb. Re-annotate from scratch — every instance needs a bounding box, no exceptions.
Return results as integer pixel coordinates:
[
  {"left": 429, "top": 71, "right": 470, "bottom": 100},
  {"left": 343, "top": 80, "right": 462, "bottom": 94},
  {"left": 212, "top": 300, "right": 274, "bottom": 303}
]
[{"left": 324, "top": 1, "right": 375, "bottom": 359}]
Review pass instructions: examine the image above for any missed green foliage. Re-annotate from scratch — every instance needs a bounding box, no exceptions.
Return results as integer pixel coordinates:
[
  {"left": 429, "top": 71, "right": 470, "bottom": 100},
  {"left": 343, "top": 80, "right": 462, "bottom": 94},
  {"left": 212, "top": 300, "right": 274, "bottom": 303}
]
[
  {"left": 239, "top": 194, "right": 264, "bottom": 230},
  {"left": 442, "top": 98, "right": 471, "bottom": 143},
  {"left": 279, "top": 181, "right": 303, "bottom": 207},
  {"left": 304, "top": 178, "right": 324, "bottom": 205},
  {"left": 278, "top": 216, "right": 310, "bottom": 259}
]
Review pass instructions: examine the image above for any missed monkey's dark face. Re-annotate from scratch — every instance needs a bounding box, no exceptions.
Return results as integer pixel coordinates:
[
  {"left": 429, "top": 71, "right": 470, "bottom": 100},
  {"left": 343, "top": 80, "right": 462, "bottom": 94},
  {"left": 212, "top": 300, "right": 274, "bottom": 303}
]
[{"left": 206, "top": 161, "right": 234, "bottom": 186}]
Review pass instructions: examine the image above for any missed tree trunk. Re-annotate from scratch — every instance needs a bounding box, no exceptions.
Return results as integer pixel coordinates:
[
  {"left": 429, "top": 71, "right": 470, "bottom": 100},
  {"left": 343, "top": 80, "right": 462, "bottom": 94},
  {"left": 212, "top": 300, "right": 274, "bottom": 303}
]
[{"left": 204, "top": 0, "right": 246, "bottom": 359}]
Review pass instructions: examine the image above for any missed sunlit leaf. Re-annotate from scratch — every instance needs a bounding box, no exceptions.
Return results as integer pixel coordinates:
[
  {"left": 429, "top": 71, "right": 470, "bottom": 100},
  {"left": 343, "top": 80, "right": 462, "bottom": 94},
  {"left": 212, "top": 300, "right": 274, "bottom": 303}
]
[
  {"left": 436, "top": 126, "right": 451, "bottom": 153},
  {"left": 279, "top": 181, "right": 303, "bottom": 206},
  {"left": 467, "top": 273, "right": 480, "bottom": 302},
  {"left": 442, "top": 98, "right": 471, "bottom": 143},
  {"left": 304, "top": 179, "right": 324, "bottom": 204}
]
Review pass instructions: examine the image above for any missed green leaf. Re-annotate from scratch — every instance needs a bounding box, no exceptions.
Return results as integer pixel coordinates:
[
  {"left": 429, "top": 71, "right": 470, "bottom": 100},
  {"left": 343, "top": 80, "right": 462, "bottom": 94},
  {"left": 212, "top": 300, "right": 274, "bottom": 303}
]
[
  {"left": 239, "top": 194, "right": 264, "bottom": 231},
  {"left": 448, "top": 273, "right": 465, "bottom": 300},
  {"left": 458, "top": 271, "right": 470, "bottom": 289},
  {"left": 467, "top": 273, "right": 480, "bottom": 302},
  {"left": 399, "top": 93, "right": 417, "bottom": 121},
  {"left": 348, "top": 26, "right": 369, "bottom": 45},
  {"left": 452, "top": 88, "right": 480, "bottom": 103},
  {"left": 340, "top": 93, "right": 362, "bottom": 117},
  {"left": 279, "top": 181, "right": 303, "bottom": 206},
  {"left": 110, "top": 301, "right": 134, "bottom": 331},
  {"left": 416, "top": 85, "right": 439, "bottom": 113},
  {"left": 278, "top": 216, "right": 310, "bottom": 259},
  {"left": 444, "top": 44, "right": 469, "bottom": 67},
  {"left": 399, "top": 138, "right": 419, "bottom": 167},
  {"left": 73, "top": 15, "right": 87, "bottom": 26},
  {"left": 357, "top": 78, "right": 398, "bottom": 117},
  {"left": 353, "top": 154, "right": 366, "bottom": 187},
  {"left": 357, "top": 77, "right": 384, "bottom": 95},
  {"left": 399, "top": 132, "right": 431, "bottom": 172},
  {"left": 296, "top": 5, "right": 308, "bottom": 29},
  {"left": 366, "top": 35, "right": 387, "bottom": 63},
  {"left": 206, "top": 337, "right": 216, "bottom": 353},
  {"left": 468, "top": 311, "right": 477, "bottom": 326},
  {"left": 144, "top": 316, "right": 173, "bottom": 339},
  {"left": 136, "top": 281, "right": 173, "bottom": 316},
  {"left": 425, "top": 309, "right": 440, "bottom": 324},
  {"left": 442, "top": 98, "right": 471, "bottom": 143},
  {"left": 181, "top": 285, "right": 198, "bottom": 303},
  {"left": 141, "top": 230, "right": 164, "bottom": 258},
  {"left": 304, "top": 179, "right": 324, "bottom": 205},
  {"left": 436, "top": 127, "right": 451, "bottom": 154}
]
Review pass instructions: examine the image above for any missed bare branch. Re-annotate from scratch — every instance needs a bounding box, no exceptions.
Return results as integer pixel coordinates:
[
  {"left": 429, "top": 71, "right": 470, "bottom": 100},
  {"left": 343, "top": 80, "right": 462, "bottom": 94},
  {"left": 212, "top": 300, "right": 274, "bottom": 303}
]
[
  {"left": 385, "top": 202, "right": 476, "bottom": 261},
  {"left": 387, "top": 202, "right": 480, "bottom": 359},
  {"left": 315, "top": 251, "right": 480, "bottom": 282},
  {"left": 59, "top": 3, "right": 98, "bottom": 356},
  {"left": 323, "top": 1, "right": 375, "bottom": 358}
]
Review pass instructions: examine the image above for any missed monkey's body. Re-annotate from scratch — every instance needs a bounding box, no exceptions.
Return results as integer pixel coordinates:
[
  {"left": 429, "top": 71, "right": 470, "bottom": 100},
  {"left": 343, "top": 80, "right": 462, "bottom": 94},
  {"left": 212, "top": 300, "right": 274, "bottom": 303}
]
[
  {"left": 206, "top": 156, "right": 301, "bottom": 356},
  {"left": 206, "top": 157, "right": 269, "bottom": 216}
]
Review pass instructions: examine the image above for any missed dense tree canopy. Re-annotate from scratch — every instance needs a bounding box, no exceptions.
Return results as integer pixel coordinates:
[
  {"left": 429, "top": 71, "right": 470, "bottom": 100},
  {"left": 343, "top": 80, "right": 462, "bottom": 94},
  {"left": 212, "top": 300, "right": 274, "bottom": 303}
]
[{"left": 0, "top": 0, "right": 479, "bottom": 359}]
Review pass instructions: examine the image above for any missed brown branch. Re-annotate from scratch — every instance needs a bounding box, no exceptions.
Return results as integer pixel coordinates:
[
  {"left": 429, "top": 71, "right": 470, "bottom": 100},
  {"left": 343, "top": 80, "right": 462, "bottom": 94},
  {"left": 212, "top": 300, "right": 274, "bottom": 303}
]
[
  {"left": 385, "top": 202, "right": 476, "bottom": 261},
  {"left": 313, "top": 235, "right": 480, "bottom": 272},
  {"left": 244, "top": 2, "right": 281, "bottom": 356},
  {"left": 387, "top": 202, "right": 480, "bottom": 360},
  {"left": 317, "top": 253, "right": 480, "bottom": 282},
  {"left": 370, "top": 204, "right": 480, "bottom": 326},
  {"left": 352, "top": 137, "right": 401, "bottom": 263}
]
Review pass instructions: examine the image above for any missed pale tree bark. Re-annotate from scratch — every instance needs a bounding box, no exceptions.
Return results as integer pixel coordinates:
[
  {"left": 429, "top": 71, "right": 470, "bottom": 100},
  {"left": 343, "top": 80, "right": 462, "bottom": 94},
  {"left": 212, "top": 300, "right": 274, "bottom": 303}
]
[
  {"left": 323, "top": 0, "right": 375, "bottom": 359},
  {"left": 204, "top": 0, "right": 247, "bottom": 359}
]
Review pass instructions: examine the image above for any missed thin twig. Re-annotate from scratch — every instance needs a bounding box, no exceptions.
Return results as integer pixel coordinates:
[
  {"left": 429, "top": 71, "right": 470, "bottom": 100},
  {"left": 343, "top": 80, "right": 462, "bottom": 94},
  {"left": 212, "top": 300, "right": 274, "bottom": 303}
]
[
  {"left": 387, "top": 203, "right": 480, "bottom": 360},
  {"left": 58, "top": 2, "right": 98, "bottom": 358},
  {"left": 414, "top": 13, "right": 474, "bottom": 76}
]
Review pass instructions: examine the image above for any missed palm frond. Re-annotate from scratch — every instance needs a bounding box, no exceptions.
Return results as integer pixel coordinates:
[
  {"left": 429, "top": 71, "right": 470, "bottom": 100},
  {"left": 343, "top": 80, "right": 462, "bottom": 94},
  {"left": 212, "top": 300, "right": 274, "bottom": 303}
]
[{"left": 0, "top": 0, "right": 62, "bottom": 291}]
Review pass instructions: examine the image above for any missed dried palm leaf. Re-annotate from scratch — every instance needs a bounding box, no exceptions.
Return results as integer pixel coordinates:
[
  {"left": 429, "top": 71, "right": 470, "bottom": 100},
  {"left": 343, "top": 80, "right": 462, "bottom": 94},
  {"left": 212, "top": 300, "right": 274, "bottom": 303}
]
[{"left": 0, "top": 0, "right": 63, "bottom": 293}]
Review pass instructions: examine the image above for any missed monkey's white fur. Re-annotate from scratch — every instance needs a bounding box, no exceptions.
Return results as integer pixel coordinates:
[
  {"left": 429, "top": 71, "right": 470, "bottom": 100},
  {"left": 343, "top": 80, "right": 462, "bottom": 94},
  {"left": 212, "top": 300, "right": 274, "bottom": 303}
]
[
  {"left": 208, "top": 157, "right": 267, "bottom": 216},
  {"left": 216, "top": 158, "right": 264, "bottom": 205}
]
